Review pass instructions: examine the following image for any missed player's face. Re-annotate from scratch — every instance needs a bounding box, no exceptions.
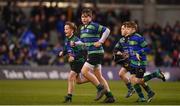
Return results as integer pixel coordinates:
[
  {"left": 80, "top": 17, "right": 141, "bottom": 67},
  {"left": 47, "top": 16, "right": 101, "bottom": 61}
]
[
  {"left": 125, "top": 27, "right": 135, "bottom": 36},
  {"left": 64, "top": 25, "right": 73, "bottom": 37},
  {"left": 81, "top": 14, "right": 92, "bottom": 25},
  {"left": 121, "top": 25, "right": 127, "bottom": 36},
  {"left": 121, "top": 25, "right": 135, "bottom": 37}
]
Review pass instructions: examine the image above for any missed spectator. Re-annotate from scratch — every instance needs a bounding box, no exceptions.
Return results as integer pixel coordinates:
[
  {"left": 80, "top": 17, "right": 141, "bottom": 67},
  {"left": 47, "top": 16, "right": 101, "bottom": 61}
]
[{"left": 0, "top": 3, "right": 179, "bottom": 67}]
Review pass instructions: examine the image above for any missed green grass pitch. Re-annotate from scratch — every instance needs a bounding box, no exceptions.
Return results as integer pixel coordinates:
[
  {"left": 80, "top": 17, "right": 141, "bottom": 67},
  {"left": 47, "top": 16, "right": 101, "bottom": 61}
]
[{"left": 0, "top": 80, "right": 180, "bottom": 105}]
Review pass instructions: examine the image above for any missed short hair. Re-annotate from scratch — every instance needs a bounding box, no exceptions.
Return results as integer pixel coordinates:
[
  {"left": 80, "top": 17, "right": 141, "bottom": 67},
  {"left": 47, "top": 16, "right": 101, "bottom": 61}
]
[
  {"left": 122, "top": 21, "right": 138, "bottom": 31},
  {"left": 65, "top": 22, "right": 77, "bottom": 32},
  {"left": 81, "top": 8, "right": 93, "bottom": 17}
]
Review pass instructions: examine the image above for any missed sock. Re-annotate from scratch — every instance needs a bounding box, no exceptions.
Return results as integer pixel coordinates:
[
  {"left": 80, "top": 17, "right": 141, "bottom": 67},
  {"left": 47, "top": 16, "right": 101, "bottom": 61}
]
[
  {"left": 96, "top": 84, "right": 104, "bottom": 92},
  {"left": 134, "top": 84, "right": 144, "bottom": 99},
  {"left": 105, "top": 91, "right": 113, "bottom": 97},
  {"left": 143, "top": 71, "right": 158, "bottom": 82},
  {"left": 67, "top": 94, "right": 72, "bottom": 98},
  {"left": 142, "top": 83, "right": 152, "bottom": 94},
  {"left": 126, "top": 82, "right": 133, "bottom": 90}
]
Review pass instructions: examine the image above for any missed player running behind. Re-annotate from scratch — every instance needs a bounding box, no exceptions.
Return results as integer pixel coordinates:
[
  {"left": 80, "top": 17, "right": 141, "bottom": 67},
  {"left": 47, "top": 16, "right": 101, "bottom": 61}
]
[
  {"left": 114, "top": 21, "right": 166, "bottom": 102},
  {"left": 59, "top": 22, "right": 89, "bottom": 103},
  {"left": 113, "top": 23, "right": 157, "bottom": 98}
]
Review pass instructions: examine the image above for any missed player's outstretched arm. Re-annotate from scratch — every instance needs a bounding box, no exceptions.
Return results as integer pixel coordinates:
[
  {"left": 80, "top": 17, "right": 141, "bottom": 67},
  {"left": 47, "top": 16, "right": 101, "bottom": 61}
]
[{"left": 98, "top": 28, "right": 110, "bottom": 43}]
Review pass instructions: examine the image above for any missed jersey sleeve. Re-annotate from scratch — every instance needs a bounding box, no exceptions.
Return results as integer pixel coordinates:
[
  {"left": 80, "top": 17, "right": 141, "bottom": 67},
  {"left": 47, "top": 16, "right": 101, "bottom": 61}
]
[
  {"left": 114, "top": 40, "right": 123, "bottom": 53},
  {"left": 98, "top": 24, "right": 107, "bottom": 34},
  {"left": 63, "top": 40, "right": 74, "bottom": 56},
  {"left": 137, "top": 36, "right": 150, "bottom": 55}
]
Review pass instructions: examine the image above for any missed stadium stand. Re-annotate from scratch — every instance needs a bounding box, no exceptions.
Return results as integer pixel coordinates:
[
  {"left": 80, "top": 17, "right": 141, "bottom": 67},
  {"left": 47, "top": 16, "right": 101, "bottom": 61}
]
[{"left": 0, "top": 1, "right": 179, "bottom": 67}]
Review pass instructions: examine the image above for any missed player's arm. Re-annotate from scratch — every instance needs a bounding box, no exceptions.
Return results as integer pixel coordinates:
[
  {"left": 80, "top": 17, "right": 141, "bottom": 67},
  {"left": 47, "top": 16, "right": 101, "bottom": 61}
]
[
  {"left": 137, "top": 37, "right": 150, "bottom": 55},
  {"left": 65, "top": 46, "right": 75, "bottom": 62},
  {"left": 94, "top": 25, "right": 110, "bottom": 47},
  {"left": 113, "top": 41, "right": 129, "bottom": 63},
  {"left": 74, "top": 41, "right": 85, "bottom": 46},
  {"left": 135, "top": 37, "right": 150, "bottom": 60},
  {"left": 98, "top": 27, "right": 110, "bottom": 44},
  {"left": 70, "top": 37, "right": 85, "bottom": 47},
  {"left": 59, "top": 41, "right": 68, "bottom": 57},
  {"left": 113, "top": 41, "right": 125, "bottom": 59},
  {"left": 59, "top": 40, "right": 74, "bottom": 56},
  {"left": 59, "top": 46, "right": 66, "bottom": 57},
  {"left": 113, "top": 40, "right": 124, "bottom": 54}
]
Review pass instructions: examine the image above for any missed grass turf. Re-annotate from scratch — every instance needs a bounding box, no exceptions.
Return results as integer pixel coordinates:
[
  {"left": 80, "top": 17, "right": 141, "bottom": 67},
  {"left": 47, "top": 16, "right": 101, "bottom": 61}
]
[{"left": 0, "top": 80, "right": 180, "bottom": 105}]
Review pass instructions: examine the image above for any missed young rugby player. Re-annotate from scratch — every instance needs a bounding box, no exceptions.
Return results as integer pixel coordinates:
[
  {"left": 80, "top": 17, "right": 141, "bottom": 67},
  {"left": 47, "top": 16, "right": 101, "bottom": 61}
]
[
  {"left": 59, "top": 22, "right": 89, "bottom": 103},
  {"left": 114, "top": 21, "right": 166, "bottom": 102},
  {"left": 71, "top": 8, "right": 115, "bottom": 103}
]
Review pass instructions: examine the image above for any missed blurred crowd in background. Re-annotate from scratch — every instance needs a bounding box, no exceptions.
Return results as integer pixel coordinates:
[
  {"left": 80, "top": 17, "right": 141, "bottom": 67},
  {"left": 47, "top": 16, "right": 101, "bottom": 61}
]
[{"left": 0, "top": 2, "right": 180, "bottom": 67}]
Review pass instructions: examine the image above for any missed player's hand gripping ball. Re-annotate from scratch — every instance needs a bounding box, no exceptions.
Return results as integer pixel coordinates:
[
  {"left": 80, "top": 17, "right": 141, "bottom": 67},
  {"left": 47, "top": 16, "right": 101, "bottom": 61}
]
[{"left": 114, "top": 51, "right": 129, "bottom": 63}]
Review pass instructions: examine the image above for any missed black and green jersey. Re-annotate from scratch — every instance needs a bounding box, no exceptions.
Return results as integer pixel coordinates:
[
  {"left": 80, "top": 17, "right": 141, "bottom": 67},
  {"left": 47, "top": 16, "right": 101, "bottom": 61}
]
[{"left": 64, "top": 35, "right": 85, "bottom": 63}]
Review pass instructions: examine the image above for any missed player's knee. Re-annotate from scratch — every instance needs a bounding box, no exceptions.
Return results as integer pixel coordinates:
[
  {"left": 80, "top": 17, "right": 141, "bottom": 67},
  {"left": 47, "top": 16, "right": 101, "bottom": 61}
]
[
  {"left": 68, "top": 77, "right": 73, "bottom": 82},
  {"left": 130, "top": 79, "right": 135, "bottom": 84},
  {"left": 96, "top": 74, "right": 104, "bottom": 81},
  {"left": 130, "top": 77, "right": 137, "bottom": 84},
  {"left": 68, "top": 75, "right": 75, "bottom": 82},
  {"left": 81, "top": 67, "right": 87, "bottom": 75},
  {"left": 138, "top": 79, "right": 144, "bottom": 84},
  {"left": 119, "top": 68, "right": 126, "bottom": 78},
  {"left": 119, "top": 71, "right": 125, "bottom": 78},
  {"left": 131, "top": 76, "right": 144, "bottom": 84},
  {"left": 81, "top": 62, "right": 94, "bottom": 76},
  {"left": 133, "top": 78, "right": 143, "bottom": 84},
  {"left": 81, "top": 68, "right": 88, "bottom": 76}
]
